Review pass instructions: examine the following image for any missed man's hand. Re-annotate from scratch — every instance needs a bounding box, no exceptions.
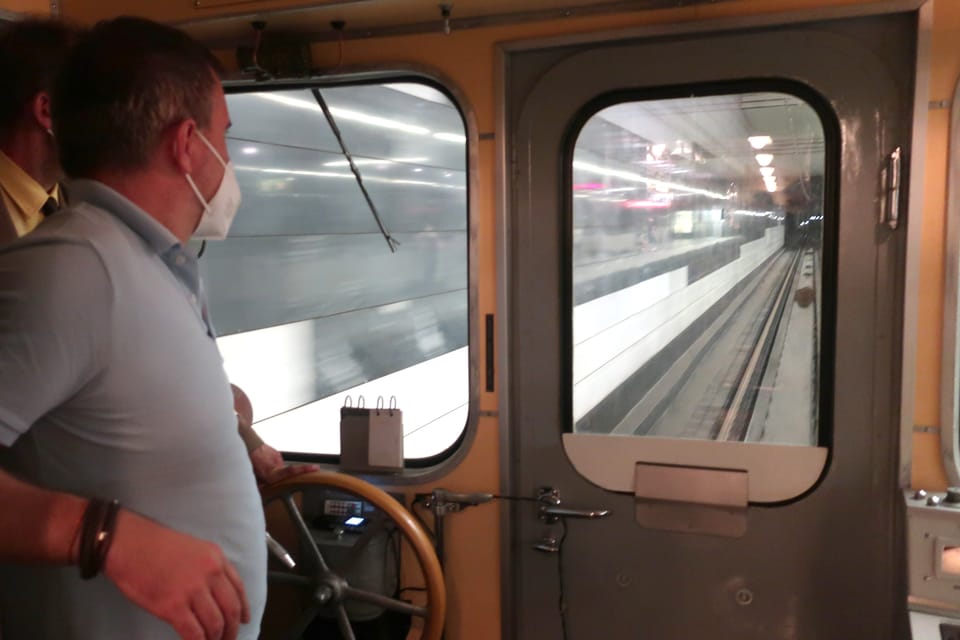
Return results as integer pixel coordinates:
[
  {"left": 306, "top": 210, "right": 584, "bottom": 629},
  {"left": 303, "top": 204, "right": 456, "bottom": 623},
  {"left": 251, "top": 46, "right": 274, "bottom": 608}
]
[
  {"left": 231, "top": 384, "right": 318, "bottom": 485},
  {"left": 249, "top": 444, "right": 319, "bottom": 485},
  {"left": 103, "top": 509, "right": 249, "bottom": 640}
]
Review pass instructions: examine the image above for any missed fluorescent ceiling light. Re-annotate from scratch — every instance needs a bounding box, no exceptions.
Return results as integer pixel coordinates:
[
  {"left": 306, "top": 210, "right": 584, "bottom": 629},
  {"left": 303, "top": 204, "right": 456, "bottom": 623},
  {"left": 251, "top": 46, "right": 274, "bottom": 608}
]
[
  {"left": 257, "top": 93, "right": 430, "bottom": 135},
  {"left": 258, "top": 93, "right": 320, "bottom": 111},
  {"left": 241, "top": 147, "right": 259, "bottom": 155},
  {"left": 748, "top": 136, "right": 772, "bottom": 150},
  {"left": 322, "top": 159, "right": 391, "bottom": 167},
  {"left": 760, "top": 167, "right": 775, "bottom": 177},
  {"left": 572, "top": 160, "right": 731, "bottom": 200},
  {"left": 755, "top": 153, "right": 774, "bottom": 167},
  {"left": 236, "top": 165, "right": 465, "bottom": 191},
  {"left": 766, "top": 183, "right": 778, "bottom": 193},
  {"left": 329, "top": 107, "right": 430, "bottom": 135},
  {"left": 385, "top": 83, "right": 451, "bottom": 105},
  {"left": 433, "top": 132, "right": 466, "bottom": 143}
]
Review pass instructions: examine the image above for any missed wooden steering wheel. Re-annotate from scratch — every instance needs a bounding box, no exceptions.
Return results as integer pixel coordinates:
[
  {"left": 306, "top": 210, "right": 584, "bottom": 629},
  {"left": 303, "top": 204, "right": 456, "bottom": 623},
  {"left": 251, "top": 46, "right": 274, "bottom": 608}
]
[{"left": 260, "top": 471, "right": 446, "bottom": 640}]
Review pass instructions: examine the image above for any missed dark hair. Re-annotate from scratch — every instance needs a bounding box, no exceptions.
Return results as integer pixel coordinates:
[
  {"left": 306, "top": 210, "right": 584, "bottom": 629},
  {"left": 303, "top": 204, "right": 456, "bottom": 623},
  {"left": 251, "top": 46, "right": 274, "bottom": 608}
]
[
  {"left": 0, "top": 18, "right": 78, "bottom": 140},
  {"left": 53, "top": 16, "right": 223, "bottom": 178}
]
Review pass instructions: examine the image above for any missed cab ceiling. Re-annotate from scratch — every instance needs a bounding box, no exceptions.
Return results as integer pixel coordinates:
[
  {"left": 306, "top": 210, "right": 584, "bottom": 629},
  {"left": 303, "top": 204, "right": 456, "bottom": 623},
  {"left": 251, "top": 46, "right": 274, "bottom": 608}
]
[{"left": 59, "top": 0, "right": 731, "bottom": 47}]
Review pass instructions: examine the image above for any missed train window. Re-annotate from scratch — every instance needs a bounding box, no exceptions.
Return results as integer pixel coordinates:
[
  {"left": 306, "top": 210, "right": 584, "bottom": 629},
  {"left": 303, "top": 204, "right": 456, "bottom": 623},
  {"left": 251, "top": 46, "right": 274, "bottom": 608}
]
[
  {"left": 199, "top": 82, "right": 469, "bottom": 462},
  {"left": 571, "top": 90, "right": 825, "bottom": 445}
]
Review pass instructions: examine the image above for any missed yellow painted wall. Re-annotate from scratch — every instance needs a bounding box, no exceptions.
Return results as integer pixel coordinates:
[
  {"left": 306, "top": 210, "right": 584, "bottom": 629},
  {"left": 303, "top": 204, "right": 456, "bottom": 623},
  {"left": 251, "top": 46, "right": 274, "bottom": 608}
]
[
  {"left": 49, "top": 0, "right": 960, "bottom": 638},
  {"left": 913, "top": 0, "right": 958, "bottom": 491},
  {"left": 0, "top": 0, "right": 49, "bottom": 15}
]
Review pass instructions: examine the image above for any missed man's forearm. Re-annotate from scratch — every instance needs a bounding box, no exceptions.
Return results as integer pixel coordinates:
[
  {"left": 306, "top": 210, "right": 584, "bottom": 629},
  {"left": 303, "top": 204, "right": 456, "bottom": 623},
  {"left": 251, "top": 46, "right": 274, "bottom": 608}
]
[
  {"left": 236, "top": 414, "right": 264, "bottom": 452},
  {"left": 0, "top": 467, "right": 86, "bottom": 565}
]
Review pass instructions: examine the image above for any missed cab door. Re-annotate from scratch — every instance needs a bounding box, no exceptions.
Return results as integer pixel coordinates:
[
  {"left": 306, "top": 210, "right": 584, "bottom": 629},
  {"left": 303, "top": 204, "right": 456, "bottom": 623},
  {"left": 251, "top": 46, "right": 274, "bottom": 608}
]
[{"left": 502, "top": 11, "right": 915, "bottom": 640}]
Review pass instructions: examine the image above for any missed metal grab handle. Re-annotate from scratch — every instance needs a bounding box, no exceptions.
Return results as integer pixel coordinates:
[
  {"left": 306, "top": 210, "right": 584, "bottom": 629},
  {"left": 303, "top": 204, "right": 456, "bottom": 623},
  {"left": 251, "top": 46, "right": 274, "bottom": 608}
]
[
  {"left": 266, "top": 532, "right": 296, "bottom": 569},
  {"left": 539, "top": 505, "right": 610, "bottom": 519},
  {"left": 881, "top": 146, "right": 901, "bottom": 230}
]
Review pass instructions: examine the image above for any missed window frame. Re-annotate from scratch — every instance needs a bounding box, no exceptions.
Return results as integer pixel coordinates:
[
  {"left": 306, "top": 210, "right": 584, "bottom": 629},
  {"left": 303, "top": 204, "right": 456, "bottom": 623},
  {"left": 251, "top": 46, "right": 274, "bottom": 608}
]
[
  {"left": 218, "top": 70, "right": 480, "bottom": 480},
  {"left": 559, "top": 78, "right": 841, "bottom": 503}
]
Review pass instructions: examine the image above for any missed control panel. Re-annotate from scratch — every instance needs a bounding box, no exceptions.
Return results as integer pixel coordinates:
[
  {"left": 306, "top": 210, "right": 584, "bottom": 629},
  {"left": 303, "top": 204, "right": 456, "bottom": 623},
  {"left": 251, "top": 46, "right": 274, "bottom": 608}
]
[
  {"left": 323, "top": 498, "right": 364, "bottom": 519},
  {"left": 906, "top": 489, "right": 960, "bottom": 638}
]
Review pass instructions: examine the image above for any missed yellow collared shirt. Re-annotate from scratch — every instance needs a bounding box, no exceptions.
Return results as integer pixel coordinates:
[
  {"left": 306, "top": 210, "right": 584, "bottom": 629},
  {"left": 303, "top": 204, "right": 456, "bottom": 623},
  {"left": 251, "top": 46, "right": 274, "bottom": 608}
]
[{"left": 0, "top": 149, "right": 59, "bottom": 237}]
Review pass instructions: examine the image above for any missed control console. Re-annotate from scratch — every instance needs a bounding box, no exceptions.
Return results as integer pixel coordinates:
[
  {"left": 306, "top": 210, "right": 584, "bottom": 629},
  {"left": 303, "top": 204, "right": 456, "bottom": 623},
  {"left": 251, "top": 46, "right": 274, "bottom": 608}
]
[{"left": 906, "top": 489, "right": 960, "bottom": 638}]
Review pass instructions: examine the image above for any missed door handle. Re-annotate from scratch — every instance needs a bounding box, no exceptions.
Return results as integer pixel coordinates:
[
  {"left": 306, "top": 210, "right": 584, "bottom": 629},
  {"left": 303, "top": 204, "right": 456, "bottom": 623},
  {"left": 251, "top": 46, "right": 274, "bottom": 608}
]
[
  {"left": 536, "top": 487, "right": 611, "bottom": 523},
  {"left": 880, "top": 146, "right": 902, "bottom": 230},
  {"left": 539, "top": 505, "right": 610, "bottom": 520}
]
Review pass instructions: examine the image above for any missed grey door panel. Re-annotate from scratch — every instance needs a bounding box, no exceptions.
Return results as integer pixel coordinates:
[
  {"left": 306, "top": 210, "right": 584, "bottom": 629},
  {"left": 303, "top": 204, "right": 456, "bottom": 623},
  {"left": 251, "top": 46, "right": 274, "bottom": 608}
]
[{"left": 504, "top": 12, "right": 914, "bottom": 640}]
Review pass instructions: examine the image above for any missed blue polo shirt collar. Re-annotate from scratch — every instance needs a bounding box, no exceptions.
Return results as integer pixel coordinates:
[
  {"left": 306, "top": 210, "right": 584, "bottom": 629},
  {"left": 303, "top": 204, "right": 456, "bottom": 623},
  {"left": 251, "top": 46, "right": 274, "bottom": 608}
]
[{"left": 65, "top": 179, "right": 215, "bottom": 337}]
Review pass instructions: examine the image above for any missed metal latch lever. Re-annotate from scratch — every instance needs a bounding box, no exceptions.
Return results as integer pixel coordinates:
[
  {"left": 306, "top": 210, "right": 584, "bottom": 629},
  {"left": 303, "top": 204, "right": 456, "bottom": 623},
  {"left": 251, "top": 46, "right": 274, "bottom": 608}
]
[
  {"left": 536, "top": 487, "right": 610, "bottom": 523},
  {"left": 539, "top": 505, "right": 610, "bottom": 520}
]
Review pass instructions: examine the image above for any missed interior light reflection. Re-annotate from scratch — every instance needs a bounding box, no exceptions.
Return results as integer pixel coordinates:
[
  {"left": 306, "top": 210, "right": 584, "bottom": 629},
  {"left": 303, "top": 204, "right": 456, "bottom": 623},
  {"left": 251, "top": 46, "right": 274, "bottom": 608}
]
[
  {"left": 257, "top": 93, "right": 430, "bottom": 135},
  {"left": 572, "top": 160, "right": 731, "bottom": 200}
]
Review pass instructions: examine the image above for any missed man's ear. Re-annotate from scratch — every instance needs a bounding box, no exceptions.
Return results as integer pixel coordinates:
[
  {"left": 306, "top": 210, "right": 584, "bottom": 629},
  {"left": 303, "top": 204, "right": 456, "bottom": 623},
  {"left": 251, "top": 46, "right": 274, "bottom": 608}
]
[
  {"left": 31, "top": 92, "right": 53, "bottom": 132},
  {"left": 171, "top": 119, "right": 198, "bottom": 175}
]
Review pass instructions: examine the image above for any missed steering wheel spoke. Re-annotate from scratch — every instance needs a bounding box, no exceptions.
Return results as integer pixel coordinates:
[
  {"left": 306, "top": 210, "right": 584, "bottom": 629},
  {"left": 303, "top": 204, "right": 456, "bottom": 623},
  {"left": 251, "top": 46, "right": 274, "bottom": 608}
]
[
  {"left": 342, "top": 586, "right": 428, "bottom": 618},
  {"left": 281, "top": 494, "right": 329, "bottom": 572},
  {"left": 267, "top": 571, "right": 313, "bottom": 589},
  {"left": 335, "top": 604, "right": 358, "bottom": 640},
  {"left": 261, "top": 471, "right": 446, "bottom": 640}
]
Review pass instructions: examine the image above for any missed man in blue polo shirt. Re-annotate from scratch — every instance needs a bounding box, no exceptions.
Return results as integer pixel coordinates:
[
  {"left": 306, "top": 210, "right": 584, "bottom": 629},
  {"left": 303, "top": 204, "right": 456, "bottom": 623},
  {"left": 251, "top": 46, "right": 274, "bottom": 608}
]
[{"left": 0, "top": 17, "right": 270, "bottom": 640}]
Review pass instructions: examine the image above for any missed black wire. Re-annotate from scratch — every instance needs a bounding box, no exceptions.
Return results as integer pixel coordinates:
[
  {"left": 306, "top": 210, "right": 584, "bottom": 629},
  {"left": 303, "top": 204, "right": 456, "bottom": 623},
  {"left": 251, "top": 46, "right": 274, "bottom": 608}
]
[
  {"left": 409, "top": 497, "right": 437, "bottom": 541},
  {"left": 490, "top": 494, "right": 539, "bottom": 502},
  {"left": 388, "top": 526, "right": 401, "bottom": 598},
  {"left": 557, "top": 518, "right": 570, "bottom": 640},
  {"left": 310, "top": 88, "right": 399, "bottom": 253}
]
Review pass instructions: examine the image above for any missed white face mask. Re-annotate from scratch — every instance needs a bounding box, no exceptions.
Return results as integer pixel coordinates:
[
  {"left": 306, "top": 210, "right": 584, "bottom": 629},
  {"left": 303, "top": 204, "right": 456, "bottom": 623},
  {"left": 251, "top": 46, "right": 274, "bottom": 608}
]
[{"left": 186, "top": 130, "right": 241, "bottom": 240}]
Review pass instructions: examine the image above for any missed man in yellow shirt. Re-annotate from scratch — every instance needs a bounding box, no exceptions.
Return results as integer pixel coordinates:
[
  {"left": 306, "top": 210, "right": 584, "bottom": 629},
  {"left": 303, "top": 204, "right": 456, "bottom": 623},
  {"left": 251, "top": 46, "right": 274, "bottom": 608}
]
[{"left": 0, "top": 18, "right": 75, "bottom": 243}]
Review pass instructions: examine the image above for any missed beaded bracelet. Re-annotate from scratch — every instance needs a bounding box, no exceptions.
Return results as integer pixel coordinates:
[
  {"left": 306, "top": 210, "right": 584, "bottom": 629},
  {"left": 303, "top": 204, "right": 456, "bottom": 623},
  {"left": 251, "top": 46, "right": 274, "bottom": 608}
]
[{"left": 78, "top": 498, "right": 121, "bottom": 580}]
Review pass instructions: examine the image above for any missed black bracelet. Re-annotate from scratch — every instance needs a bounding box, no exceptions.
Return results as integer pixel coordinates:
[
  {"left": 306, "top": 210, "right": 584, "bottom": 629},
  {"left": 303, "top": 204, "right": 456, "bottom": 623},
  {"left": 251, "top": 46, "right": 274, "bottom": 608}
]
[{"left": 78, "top": 499, "right": 120, "bottom": 580}]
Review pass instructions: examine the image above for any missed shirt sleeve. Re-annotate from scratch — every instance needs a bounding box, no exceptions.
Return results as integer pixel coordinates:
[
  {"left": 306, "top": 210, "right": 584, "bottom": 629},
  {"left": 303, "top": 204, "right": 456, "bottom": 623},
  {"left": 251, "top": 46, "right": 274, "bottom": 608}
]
[{"left": 0, "top": 238, "right": 112, "bottom": 445}]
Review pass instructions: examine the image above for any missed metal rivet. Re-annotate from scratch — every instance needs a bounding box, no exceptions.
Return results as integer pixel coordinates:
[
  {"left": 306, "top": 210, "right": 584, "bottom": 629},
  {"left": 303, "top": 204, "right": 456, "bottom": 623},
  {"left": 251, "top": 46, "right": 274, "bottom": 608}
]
[{"left": 735, "top": 589, "right": 753, "bottom": 606}]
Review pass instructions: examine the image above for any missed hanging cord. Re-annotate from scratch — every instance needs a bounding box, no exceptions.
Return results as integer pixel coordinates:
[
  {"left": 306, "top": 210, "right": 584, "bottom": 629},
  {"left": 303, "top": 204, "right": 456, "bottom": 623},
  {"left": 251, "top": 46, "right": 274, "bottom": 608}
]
[
  {"left": 409, "top": 491, "right": 572, "bottom": 638},
  {"left": 249, "top": 21, "right": 272, "bottom": 81},
  {"left": 310, "top": 88, "right": 399, "bottom": 253},
  {"left": 330, "top": 20, "right": 345, "bottom": 73},
  {"left": 556, "top": 518, "right": 570, "bottom": 640}
]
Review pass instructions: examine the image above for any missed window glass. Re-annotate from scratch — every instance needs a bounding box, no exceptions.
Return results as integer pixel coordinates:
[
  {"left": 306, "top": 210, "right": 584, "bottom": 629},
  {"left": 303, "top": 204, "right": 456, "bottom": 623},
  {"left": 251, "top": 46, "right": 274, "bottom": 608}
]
[
  {"left": 571, "top": 92, "right": 825, "bottom": 445},
  {"left": 202, "top": 83, "right": 469, "bottom": 460}
]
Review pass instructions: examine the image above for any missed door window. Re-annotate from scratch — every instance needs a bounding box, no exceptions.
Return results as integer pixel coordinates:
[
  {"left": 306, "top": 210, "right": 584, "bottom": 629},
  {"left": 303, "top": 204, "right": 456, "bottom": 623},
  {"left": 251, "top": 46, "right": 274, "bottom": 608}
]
[{"left": 571, "top": 90, "right": 827, "bottom": 446}]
